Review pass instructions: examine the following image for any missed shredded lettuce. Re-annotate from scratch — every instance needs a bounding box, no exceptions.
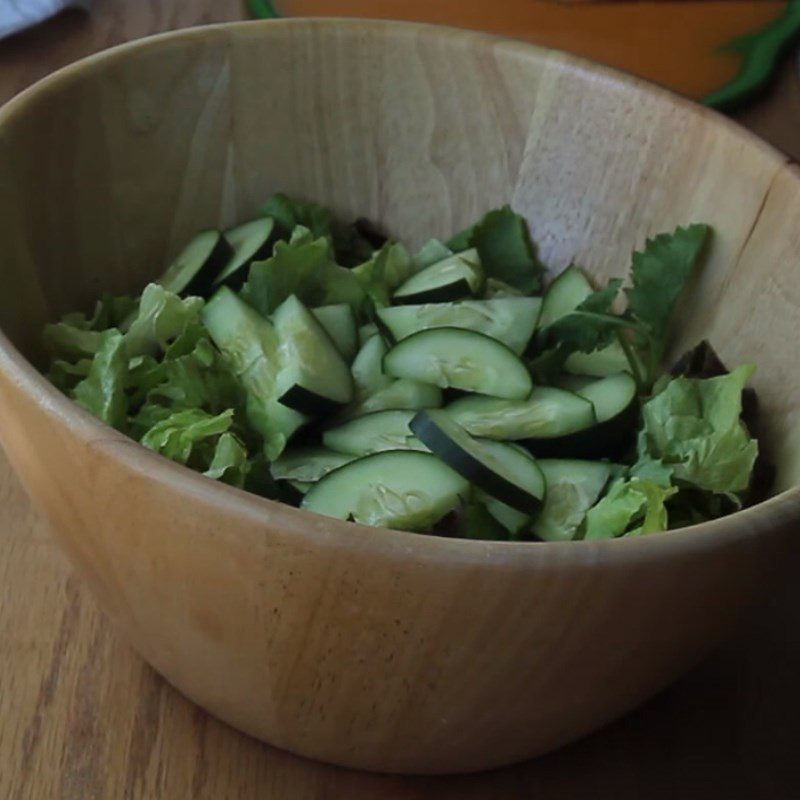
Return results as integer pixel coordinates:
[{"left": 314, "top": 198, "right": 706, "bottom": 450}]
[
  {"left": 353, "top": 242, "right": 415, "bottom": 308},
  {"left": 72, "top": 330, "right": 128, "bottom": 429},
  {"left": 140, "top": 408, "right": 234, "bottom": 467},
  {"left": 124, "top": 283, "right": 204, "bottom": 358},
  {"left": 637, "top": 366, "right": 759, "bottom": 494},
  {"left": 242, "top": 234, "right": 364, "bottom": 316},
  {"left": 203, "top": 432, "right": 251, "bottom": 488},
  {"left": 584, "top": 478, "right": 677, "bottom": 539}
]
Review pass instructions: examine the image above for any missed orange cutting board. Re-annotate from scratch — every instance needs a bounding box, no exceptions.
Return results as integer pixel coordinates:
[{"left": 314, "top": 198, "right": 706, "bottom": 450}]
[{"left": 275, "top": 0, "right": 787, "bottom": 98}]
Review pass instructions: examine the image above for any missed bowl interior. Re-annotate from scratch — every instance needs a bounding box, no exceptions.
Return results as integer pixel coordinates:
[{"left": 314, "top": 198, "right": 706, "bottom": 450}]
[{"left": 0, "top": 19, "right": 798, "bottom": 492}]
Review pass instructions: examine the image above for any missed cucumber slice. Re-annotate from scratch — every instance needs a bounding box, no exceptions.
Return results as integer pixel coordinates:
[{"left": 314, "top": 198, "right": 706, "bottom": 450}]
[
  {"left": 393, "top": 249, "right": 484, "bottom": 304},
  {"left": 351, "top": 335, "right": 392, "bottom": 398},
  {"left": 202, "top": 288, "right": 306, "bottom": 460},
  {"left": 537, "top": 265, "right": 593, "bottom": 330},
  {"left": 358, "top": 322, "right": 379, "bottom": 347},
  {"left": 303, "top": 450, "right": 469, "bottom": 531},
  {"left": 534, "top": 460, "right": 612, "bottom": 541},
  {"left": 446, "top": 387, "right": 595, "bottom": 440},
  {"left": 574, "top": 372, "right": 638, "bottom": 424},
  {"left": 312, "top": 304, "right": 358, "bottom": 362},
  {"left": 384, "top": 328, "right": 532, "bottom": 400},
  {"left": 271, "top": 447, "right": 355, "bottom": 483},
  {"left": 538, "top": 266, "right": 631, "bottom": 377},
  {"left": 158, "top": 230, "right": 233, "bottom": 298},
  {"left": 377, "top": 297, "right": 541, "bottom": 355},
  {"left": 476, "top": 490, "right": 531, "bottom": 538},
  {"left": 414, "top": 239, "right": 453, "bottom": 270},
  {"left": 214, "top": 217, "right": 276, "bottom": 289},
  {"left": 273, "top": 295, "right": 354, "bottom": 415},
  {"left": 323, "top": 409, "right": 426, "bottom": 456},
  {"left": 411, "top": 410, "right": 545, "bottom": 513},
  {"left": 357, "top": 379, "right": 443, "bottom": 415},
  {"left": 565, "top": 341, "right": 630, "bottom": 377}
]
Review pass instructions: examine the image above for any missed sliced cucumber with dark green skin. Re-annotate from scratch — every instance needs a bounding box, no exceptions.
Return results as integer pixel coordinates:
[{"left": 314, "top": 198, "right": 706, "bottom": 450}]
[
  {"left": 565, "top": 341, "right": 630, "bottom": 377},
  {"left": 537, "top": 265, "right": 593, "bottom": 330},
  {"left": 323, "top": 409, "right": 426, "bottom": 456},
  {"left": 214, "top": 217, "right": 277, "bottom": 289},
  {"left": 537, "top": 266, "right": 631, "bottom": 377},
  {"left": 534, "top": 460, "right": 613, "bottom": 541},
  {"left": 410, "top": 410, "right": 545, "bottom": 513},
  {"left": 446, "top": 387, "right": 595, "bottom": 441},
  {"left": 312, "top": 304, "right": 358, "bottom": 362},
  {"left": 357, "top": 379, "right": 443, "bottom": 415},
  {"left": 377, "top": 297, "right": 541, "bottom": 355},
  {"left": 278, "top": 480, "right": 311, "bottom": 506},
  {"left": 302, "top": 450, "right": 469, "bottom": 531},
  {"left": 272, "top": 295, "right": 354, "bottom": 415},
  {"left": 476, "top": 489, "right": 532, "bottom": 538},
  {"left": 574, "top": 372, "right": 637, "bottom": 424},
  {"left": 384, "top": 328, "right": 532, "bottom": 399},
  {"left": 202, "top": 287, "right": 306, "bottom": 460},
  {"left": 158, "top": 230, "right": 233, "bottom": 298},
  {"left": 358, "top": 322, "right": 379, "bottom": 347},
  {"left": 271, "top": 446, "right": 355, "bottom": 483},
  {"left": 351, "top": 335, "right": 392, "bottom": 398},
  {"left": 393, "top": 249, "right": 484, "bottom": 304},
  {"left": 549, "top": 372, "right": 638, "bottom": 458},
  {"left": 414, "top": 239, "right": 453, "bottom": 270}
]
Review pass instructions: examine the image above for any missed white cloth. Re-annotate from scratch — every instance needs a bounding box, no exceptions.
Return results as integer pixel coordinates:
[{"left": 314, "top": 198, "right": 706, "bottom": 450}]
[{"left": 0, "top": 0, "right": 90, "bottom": 40}]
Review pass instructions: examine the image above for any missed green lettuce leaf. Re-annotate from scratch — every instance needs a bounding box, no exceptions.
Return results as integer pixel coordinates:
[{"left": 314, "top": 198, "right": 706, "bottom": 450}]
[
  {"left": 43, "top": 323, "right": 107, "bottom": 362},
  {"left": 637, "top": 365, "right": 758, "bottom": 493},
  {"left": 124, "top": 283, "right": 204, "bottom": 358},
  {"left": 242, "top": 236, "right": 365, "bottom": 316},
  {"left": 262, "top": 193, "right": 333, "bottom": 242},
  {"left": 128, "top": 334, "right": 245, "bottom": 441},
  {"left": 146, "top": 338, "right": 242, "bottom": 412},
  {"left": 448, "top": 206, "right": 545, "bottom": 294},
  {"left": 584, "top": 478, "right": 677, "bottom": 540},
  {"left": 47, "top": 358, "right": 92, "bottom": 393},
  {"left": 203, "top": 432, "right": 250, "bottom": 487},
  {"left": 72, "top": 330, "right": 128, "bottom": 429},
  {"left": 140, "top": 408, "right": 234, "bottom": 467},
  {"left": 352, "top": 242, "right": 415, "bottom": 308}
]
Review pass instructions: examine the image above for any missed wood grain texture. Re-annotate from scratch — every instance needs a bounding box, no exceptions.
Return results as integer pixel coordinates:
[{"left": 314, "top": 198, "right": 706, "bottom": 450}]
[{"left": 0, "top": 3, "right": 799, "bottom": 795}]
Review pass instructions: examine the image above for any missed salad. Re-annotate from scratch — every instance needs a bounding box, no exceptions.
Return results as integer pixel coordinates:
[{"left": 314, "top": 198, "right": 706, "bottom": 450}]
[{"left": 42, "top": 195, "right": 772, "bottom": 541}]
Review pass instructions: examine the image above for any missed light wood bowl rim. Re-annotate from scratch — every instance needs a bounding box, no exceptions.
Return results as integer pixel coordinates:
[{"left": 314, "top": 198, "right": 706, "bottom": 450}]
[{"left": 0, "top": 17, "right": 794, "bottom": 564}]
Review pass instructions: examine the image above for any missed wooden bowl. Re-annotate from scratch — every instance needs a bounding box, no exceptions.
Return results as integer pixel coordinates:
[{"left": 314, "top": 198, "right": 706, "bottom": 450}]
[{"left": 0, "top": 19, "right": 797, "bottom": 775}]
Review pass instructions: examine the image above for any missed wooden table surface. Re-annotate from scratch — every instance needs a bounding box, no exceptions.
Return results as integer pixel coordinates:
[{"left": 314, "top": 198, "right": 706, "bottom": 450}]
[{"left": 1, "top": 3, "right": 800, "bottom": 798}]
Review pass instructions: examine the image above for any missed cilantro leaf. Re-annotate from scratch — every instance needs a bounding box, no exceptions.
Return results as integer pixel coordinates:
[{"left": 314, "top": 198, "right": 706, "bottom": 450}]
[
  {"left": 448, "top": 206, "right": 545, "bottom": 294},
  {"left": 625, "top": 224, "right": 710, "bottom": 361},
  {"left": 529, "top": 279, "right": 624, "bottom": 380}
]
